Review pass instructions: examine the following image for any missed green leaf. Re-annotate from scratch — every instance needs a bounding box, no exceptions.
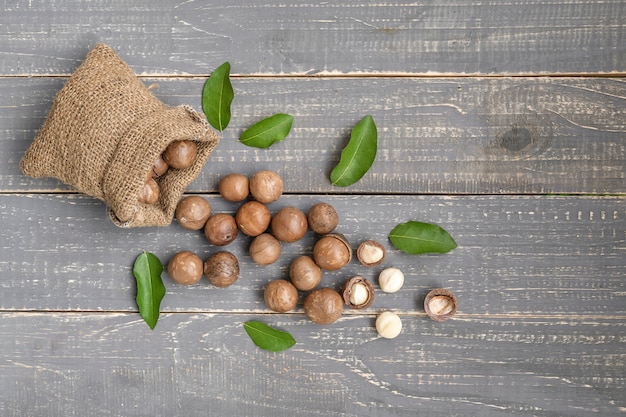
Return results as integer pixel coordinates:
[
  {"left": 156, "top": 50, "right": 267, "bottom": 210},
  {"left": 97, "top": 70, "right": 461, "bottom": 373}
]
[
  {"left": 330, "top": 115, "right": 377, "bottom": 187},
  {"left": 133, "top": 251, "right": 166, "bottom": 330},
  {"left": 202, "top": 61, "right": 234, "bottom": 131},
  {"left": 388, "top": 221, "right": 457, "bottom": 255},
  {"left": 243, "top": 321, "right": 296, "bottom": 352},
  {"left": 239, "top": 113, "right": 294, "bottom": 148}
]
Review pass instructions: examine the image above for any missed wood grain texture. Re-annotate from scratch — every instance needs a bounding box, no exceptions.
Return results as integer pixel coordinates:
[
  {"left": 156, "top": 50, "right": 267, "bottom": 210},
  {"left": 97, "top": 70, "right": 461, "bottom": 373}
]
[
  {"left": 3, "top": 77, "right": 625, "bottom": 195},
  {"left": 2, "top": 2, "right": 625, "bottom": 416},
  {"left": 0, "top": 312, "right": 624, "bottom": 417},
  {"left": 1, "top": 0, "right": 625, "bottom": 76},
  {"left": 1, "top": 194, "right": 624, "bottom": 317}
]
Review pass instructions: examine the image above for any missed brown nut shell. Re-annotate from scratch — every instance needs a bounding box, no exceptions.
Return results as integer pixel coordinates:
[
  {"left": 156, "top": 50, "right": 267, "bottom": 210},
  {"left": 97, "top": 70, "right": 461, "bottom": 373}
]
[
  {"left": 342, "top": 276, "right": 375, "bottom": 309},
  {"left": 219, "top": 173, "right": 249, "bottom": 202},
  {"left": 167, "top": 251, "right": 203, "bottom": 285},
  {"left": 289, "top": 255, "right": 322, "bottom": 291},
  {"left": 204, "top": 251, "right": 240, "bottom": 288},
  {"left": 307, "top": 202, "right": 338, "bottom": 234},
  {"left": 138, "top": 178, "right": 160, "bottom": 205},
  {"left": 204, "top": 213, "right": 238, "bottom": 246},
  {"left": 152, "top": 155, "right": 169, "bottom": 177},
  {"left": 175, "top": 196, "right": 212, "bottom": 231},
  {"left": 235, "top": 201, "right": 271, "bottom": 236},
  {"left": 303, "top": 287, "right": 344, "bottom": 324},
  {"left": 356, "top": 240, "right": 386, "bottom": 267},
  {"left": 264, "top": 279, "right": 298, "bottom": 312},
  {"left": 249, "top": 170, "right": 283, "bottom": 203},
  {"left": 313, "top": 233, "right": 352, "bottom": 271},
  {"left": 424, "top": 288, "right": 458, "bottom": 322},
  {"left": 249, "top": 233, "right": 281, "bottom": 265},
  {"left": 271, "top": 206, "right": 308, "bottom": 242},
  {"left": 162, "top": 140, "right": 197, "bottom": 170}
]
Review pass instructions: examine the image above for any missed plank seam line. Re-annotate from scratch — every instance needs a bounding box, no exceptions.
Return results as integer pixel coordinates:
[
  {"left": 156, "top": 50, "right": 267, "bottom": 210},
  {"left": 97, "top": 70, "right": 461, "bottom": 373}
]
[
  {"left": 2, "top": 191, "right": 626, "bottom": 197},
  {"left": 1, "top": 73, "right": 626, "bottom": 79},
  {"left": 2, "top": 310, "right": 626, "bottom": 320}
]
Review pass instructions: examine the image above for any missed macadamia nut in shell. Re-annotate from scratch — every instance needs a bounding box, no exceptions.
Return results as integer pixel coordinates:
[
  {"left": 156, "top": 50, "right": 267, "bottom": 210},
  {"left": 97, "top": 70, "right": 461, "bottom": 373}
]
[
  {"left": 167, "top": 251, "right": 203, "bottom": 285},
  {"left": 303, "top": 288, "right": 343, "bottom": 324},
  {"left": 249, "top": 170, "right": 283, "bottom": 203},
  {"left": 264, "top": 280, "right": 298, "bottom": 312}
]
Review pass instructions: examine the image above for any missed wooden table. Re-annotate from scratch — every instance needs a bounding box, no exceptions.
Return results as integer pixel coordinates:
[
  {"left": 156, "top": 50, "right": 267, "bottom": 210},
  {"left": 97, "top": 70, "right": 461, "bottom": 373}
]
[{"left": 1, "top": 1, "right": 625, "bottom": 416}]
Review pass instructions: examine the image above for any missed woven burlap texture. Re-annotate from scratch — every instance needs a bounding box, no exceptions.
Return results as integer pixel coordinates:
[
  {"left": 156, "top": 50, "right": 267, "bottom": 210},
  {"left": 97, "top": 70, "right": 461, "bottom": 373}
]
[{"left": 20, "top": 43, "right": 220, "bottom": 227}]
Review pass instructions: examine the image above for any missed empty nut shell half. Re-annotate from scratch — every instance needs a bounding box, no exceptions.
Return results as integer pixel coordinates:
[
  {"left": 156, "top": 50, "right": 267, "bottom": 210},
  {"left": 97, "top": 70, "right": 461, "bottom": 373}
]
[
  {"left": 424, "top": 288, "right": 458, "bottom": 322},
  {"left": 341, "top": 276, "right": 375, "bottom": 309}
]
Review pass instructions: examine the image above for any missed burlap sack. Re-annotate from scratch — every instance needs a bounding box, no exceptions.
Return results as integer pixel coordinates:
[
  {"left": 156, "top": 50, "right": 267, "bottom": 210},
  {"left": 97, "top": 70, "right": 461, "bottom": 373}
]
[{"left": 20, "top": 43, "right": 220, "bottom": 227}]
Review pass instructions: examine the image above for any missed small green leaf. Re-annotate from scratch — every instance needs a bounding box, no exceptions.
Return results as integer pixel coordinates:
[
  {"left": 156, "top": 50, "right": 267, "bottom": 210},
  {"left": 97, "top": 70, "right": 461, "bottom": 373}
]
[
  {"left": 202, "top": 61, "right": 234, "bottom": 131},
  {"left": 239, "top": 113, "right": 294, "bottom": 148},
  {"left": 330, "top": 115, "right": 377, "bottom": 187},
  {"left": 133, "top": 251, "right": 166, "bottom": 330},
  {"left": 388, "top": 221, "right": 457, "bottom": 255},
  {"left": 243, "top": 321, "right": 296, "bottom": 352}
]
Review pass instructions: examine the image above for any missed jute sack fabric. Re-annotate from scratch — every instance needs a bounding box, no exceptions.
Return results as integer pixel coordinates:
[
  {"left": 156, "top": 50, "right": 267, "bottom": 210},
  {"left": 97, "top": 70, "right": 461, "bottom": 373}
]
[{"left": 20, "top": 43, "right": 220, "bottom": 227}]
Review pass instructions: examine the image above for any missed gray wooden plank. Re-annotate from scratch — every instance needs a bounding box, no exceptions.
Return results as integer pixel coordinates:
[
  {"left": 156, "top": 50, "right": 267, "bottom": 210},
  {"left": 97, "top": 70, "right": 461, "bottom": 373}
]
[
  {"left": 1, "top": 193, "right": 624, "bottom": 316},
  {"left": 2, "top": 77, "right": 626, "bottom": 195},
  {"left": 0, "top": 312, "right": 623, "bottom": 417},
  {"left": 1, "top": 0, "right": 625, "bottom": 76}
]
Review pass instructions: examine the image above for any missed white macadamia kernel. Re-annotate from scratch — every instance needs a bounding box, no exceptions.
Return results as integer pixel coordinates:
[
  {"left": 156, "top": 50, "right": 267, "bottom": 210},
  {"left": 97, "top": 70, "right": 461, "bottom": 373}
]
[
  {"left": 349, "top": 282, "right": 370, "bottom": 306},
  {"left": 361, "top": 245, "right": 384, "bottom": 263},
  {"left": 378, "top": 267, "right": 404, "bottom": 293},
  {"left": 376, "top": 311, "right": 402, "bottom": 339}
]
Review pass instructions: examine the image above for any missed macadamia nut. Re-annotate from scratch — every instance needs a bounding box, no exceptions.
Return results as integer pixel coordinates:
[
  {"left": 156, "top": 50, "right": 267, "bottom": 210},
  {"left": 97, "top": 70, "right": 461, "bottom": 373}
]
[
  {"left": 378, "top": 267, "right": 405, "bottom": 293},
  {"left": 376, "top": 311, "right": 402, "bottom": 339}
]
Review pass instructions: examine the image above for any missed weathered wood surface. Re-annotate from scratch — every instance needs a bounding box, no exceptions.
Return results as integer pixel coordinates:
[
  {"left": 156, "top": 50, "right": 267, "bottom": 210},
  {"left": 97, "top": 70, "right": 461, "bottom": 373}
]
[
  {"left": 1, "top": 0, "right": 625, "bottom": 76},
  {"left": 1, "top": 313, "right": 624, "bottom": 417},
  {"left": 1, "top": 194, "right": 624, "bottom": 317},
  {"left": 1, "top": 0, "right": 625, "bottom": 416},
  {"left": 2, "top": 77, "right": 625, "bottom": 195}
]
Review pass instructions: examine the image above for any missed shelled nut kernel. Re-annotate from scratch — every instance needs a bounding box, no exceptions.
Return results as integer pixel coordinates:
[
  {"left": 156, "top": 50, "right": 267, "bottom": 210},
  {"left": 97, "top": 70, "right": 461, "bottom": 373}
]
[
  {"left": 378, "top": 267, "right": 405, "bottom": 293},
  {"left": 376, "top": 311, "right": 402, "bottom": 339},
  {"left": 424, "top": 288, "right": 458, "bottom": 322},
  {"left": 356, "top": 240, "right": 386, "bottom": 267},
  {"left": 341, "top": 276, "right": 375, "bottom": 309}
]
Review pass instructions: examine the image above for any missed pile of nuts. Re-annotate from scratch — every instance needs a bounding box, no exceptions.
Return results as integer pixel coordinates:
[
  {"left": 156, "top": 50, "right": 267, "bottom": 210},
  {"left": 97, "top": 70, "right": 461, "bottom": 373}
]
[
  {"left": 166, "top": 169, "right": 458, "bottom": 339},
  {"left": 139, "top": 140, "right": 198, "bottom": 204}
]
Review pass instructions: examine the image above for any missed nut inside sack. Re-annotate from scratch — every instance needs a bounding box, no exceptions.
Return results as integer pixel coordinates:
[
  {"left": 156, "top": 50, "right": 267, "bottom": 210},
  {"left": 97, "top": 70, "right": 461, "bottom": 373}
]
[{"left": 20, "top": 43, "right": 220, "bottom": 227}]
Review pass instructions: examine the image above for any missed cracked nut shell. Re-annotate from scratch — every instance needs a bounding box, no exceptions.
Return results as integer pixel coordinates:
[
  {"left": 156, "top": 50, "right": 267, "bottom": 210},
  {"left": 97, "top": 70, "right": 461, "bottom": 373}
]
[
  {"left": 342, "top": 276, "right": 375, "bottom": 309},
  {"left": 424, "top": 288, "right": 458, "bottom": 322},
  {"left": 356, "top": 240, "right": 386, "bottom": 267},
  {"left": 313, "top": 233, "right": 352, "bottom": 271}
]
